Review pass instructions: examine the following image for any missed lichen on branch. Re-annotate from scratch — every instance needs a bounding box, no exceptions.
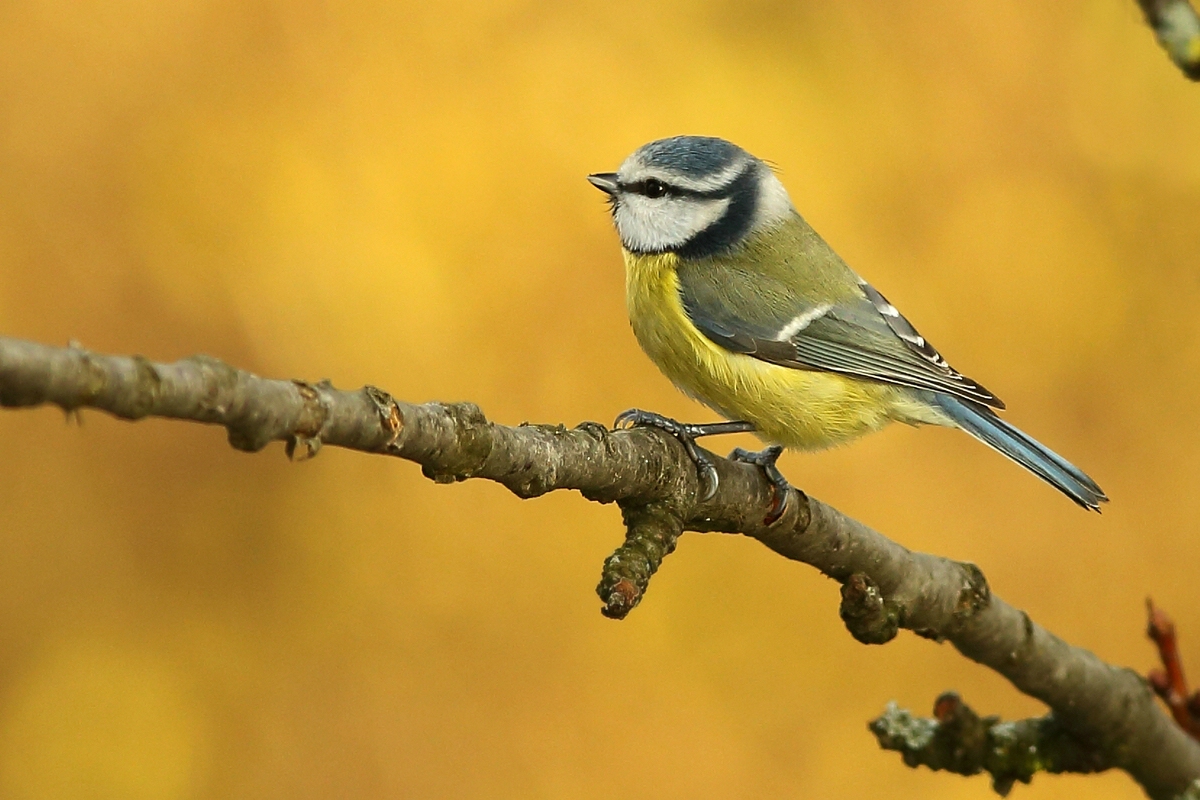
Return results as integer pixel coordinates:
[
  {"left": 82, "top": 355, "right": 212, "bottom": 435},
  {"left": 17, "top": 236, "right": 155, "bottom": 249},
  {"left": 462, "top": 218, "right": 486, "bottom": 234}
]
[{"left": 871, "top": 693, "right": 1111, "bottom": 796}]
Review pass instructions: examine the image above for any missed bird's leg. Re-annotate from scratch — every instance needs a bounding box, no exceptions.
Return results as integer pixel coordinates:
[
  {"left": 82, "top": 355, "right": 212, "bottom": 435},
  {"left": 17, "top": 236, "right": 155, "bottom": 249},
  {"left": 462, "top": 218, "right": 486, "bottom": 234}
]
[
  {"left": 729, "top": 444, "right": 791, "bottom": 525},
  {"left": 614, "top": 409, "right": 754, "bottom": 501}
]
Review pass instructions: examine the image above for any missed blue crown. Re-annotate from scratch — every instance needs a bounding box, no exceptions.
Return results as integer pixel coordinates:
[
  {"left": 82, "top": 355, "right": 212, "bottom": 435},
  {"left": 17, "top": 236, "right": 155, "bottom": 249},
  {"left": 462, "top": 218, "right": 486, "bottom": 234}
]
[{"left": 636, "top": 136, "right": 746, "bottom": 179}]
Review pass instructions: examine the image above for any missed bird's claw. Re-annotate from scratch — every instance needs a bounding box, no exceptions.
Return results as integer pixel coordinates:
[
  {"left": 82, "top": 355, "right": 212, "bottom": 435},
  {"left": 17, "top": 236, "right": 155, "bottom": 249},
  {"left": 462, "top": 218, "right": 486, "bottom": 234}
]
[
  {"left": 730, "top": 444, "right": 790, "bottom": 525},
  {"left": 614, "top": 408, "right": 655, "bottom": 430},
  {"left": 695, "top": 461, "right": 719, "bottom": 501},
  {"left": 614, "top": 408, "right": 721, "bottom": 500}
]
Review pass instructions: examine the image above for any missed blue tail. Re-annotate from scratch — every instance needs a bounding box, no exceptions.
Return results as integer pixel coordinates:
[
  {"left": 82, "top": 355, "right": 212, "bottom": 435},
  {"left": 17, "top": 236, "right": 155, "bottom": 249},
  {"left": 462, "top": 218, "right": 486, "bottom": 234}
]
[{"left": 934, "top": 395, "right": 1108, "bottom": 511}]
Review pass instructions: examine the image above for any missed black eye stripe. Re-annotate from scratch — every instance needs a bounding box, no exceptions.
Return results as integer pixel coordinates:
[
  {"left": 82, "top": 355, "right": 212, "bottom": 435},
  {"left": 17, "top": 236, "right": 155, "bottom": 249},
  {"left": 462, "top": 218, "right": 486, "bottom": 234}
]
[
  {"left": 618, "top": 178, "right": 730, "bottom": 200},
  {"left": 621, "top": 179, "right": 673, "bottom": 198}
]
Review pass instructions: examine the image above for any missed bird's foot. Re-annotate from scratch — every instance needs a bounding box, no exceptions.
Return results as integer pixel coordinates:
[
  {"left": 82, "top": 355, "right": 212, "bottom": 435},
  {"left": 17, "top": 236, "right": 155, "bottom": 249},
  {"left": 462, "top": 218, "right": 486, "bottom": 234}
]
[
  {"left": 615, "top": 409, "right": 749, "bottom": 501},
  {"left": 730, "top": 444, "right": 791, "bottom": 525}
]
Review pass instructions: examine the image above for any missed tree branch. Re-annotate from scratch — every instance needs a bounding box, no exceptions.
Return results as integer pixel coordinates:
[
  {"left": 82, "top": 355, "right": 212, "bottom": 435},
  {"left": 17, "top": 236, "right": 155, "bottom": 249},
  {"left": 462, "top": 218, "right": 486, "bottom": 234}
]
[
  {"left": 2, "top": 334, "right": 1198, "bottom": 798},
  {"left": 1137, "top": 0, "right": 1200, "bottom": 80}
]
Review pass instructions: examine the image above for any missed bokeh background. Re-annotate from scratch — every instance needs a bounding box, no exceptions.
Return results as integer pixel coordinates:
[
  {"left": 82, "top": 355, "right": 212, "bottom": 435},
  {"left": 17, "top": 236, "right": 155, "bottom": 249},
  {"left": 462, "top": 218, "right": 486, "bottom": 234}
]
[{"left": 0, "top": 1, "right": 1197, "bottom": 797}]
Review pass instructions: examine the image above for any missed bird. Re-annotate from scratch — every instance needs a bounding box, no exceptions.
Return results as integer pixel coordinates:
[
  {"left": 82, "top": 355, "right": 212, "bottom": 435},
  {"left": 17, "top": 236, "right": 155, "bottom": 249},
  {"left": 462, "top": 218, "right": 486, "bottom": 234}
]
[{"left": 587, "top": 135, "right": 1106, "bottom": 520}]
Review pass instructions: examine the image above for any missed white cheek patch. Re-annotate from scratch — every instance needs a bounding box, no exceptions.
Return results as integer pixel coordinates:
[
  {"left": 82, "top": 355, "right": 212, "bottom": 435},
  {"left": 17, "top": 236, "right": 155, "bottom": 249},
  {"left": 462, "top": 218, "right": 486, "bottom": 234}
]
[
  {"left": 754, "top": 170, "right": 794, "bottom": 228},
  {"left": 614, "top": 195, "right": 731, "bottom": 253}
]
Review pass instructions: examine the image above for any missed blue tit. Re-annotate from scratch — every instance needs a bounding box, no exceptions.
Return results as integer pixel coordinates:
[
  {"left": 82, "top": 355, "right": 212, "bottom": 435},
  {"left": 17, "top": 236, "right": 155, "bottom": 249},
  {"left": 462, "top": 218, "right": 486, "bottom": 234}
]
[{"left": 587, "top": 135, "right": 1106, "bottom": 516}]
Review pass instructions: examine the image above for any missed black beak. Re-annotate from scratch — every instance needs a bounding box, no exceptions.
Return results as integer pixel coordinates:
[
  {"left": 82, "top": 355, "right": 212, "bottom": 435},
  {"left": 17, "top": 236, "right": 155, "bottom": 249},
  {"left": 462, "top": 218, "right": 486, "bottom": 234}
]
[{"left": 587, "top": 173, "right": 619, "bottom": 195}]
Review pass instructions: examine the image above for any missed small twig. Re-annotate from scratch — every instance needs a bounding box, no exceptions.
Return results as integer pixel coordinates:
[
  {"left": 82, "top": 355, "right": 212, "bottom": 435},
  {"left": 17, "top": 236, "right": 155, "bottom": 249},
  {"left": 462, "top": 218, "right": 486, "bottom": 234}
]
[
  {"left": 1148, "top": 599, "right": 1200, "bottom": 740},
  {"left": 1136, "top": 0, "right": 1200, "bottom": 80}
]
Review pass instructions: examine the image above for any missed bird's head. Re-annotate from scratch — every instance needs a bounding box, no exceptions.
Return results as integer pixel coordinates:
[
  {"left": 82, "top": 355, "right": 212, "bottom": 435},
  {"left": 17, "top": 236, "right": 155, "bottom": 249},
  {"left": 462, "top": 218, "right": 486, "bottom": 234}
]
[{"left": 588, "top": 135, "right": 793, "bottom": 259}]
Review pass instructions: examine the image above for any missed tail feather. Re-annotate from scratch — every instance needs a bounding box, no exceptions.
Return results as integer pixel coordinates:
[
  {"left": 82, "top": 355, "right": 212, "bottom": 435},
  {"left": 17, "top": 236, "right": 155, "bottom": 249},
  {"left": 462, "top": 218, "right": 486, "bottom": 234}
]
[{"left": 934, "top": 395, "right": 1108, "bottom": 511}]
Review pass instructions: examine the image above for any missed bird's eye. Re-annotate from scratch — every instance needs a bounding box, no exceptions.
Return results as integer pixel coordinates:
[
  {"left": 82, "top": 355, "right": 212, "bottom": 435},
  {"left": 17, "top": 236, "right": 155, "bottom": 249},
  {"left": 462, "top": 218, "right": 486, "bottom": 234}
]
[{"left": 642, "top": 179, "right": 668, "bottom": 198}]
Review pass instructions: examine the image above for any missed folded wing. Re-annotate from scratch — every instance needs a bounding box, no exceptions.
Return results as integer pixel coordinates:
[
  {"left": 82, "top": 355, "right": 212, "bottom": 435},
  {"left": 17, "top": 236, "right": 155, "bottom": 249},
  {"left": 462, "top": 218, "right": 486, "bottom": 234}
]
[{"left": 677, "top": 266, "right": 1004, "bottom": 409}]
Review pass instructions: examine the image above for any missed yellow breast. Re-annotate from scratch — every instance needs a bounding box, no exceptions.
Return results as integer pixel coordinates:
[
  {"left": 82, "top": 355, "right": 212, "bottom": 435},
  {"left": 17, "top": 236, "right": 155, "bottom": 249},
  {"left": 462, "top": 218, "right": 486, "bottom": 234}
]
[{"left": 623, "top": 250, "right": 931, "bottom": 451}]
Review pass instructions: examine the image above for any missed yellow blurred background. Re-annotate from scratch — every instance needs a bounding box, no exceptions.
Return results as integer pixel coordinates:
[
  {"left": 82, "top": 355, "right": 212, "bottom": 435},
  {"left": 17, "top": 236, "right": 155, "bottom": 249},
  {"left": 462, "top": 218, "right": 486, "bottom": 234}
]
[{"left": 0, "top": 1, "right": 1197, "bottom": 797}]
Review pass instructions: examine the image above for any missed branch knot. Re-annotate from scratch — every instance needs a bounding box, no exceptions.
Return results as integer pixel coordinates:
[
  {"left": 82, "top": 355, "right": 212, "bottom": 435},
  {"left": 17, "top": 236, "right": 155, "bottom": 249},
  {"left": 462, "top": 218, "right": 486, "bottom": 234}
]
[
  {"left": 420, "top": 402, "right": 493, "bottom": 483},
  {"left": 364, "top": 385, "right": 404, "bottom": 449},
  {"left": 840, "top": 573, "right": 903, "bottom": 644},
  {"left": 952, "top": 563, "right": 991, "bottom": 628}
]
